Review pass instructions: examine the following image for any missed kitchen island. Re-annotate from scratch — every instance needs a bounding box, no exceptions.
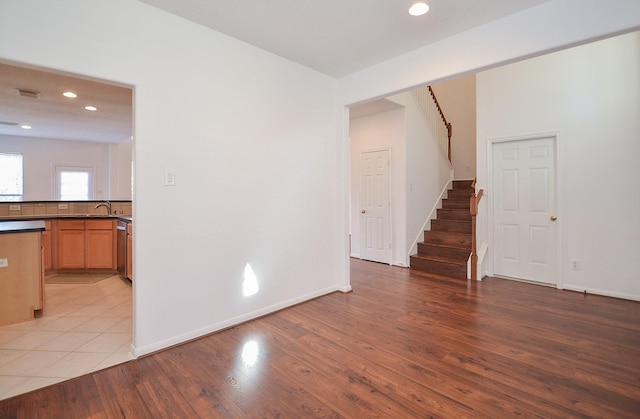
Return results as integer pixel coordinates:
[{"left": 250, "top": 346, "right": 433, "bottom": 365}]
[{"left": 0, "top": 220, "right": 45, "bottom": 326}]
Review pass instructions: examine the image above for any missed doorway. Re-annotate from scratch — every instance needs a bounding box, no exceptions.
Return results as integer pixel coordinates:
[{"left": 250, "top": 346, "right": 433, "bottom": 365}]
[
  {"left": 359, "top": 149, "right": 391, "bottom": 264},
  {"left": 492, "top": 136, "right": 558, "bottom": 285}
]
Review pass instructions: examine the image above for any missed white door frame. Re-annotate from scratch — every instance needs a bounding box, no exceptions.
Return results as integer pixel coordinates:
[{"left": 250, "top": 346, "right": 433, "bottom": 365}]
[{"left": 487, "top": 132, "right": 564, "bottom": 289}]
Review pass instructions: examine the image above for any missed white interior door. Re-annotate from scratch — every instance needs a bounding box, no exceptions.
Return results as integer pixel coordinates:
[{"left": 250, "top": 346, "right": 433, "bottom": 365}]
[
  {"left": 493, "top": 137, "right": 557, "bottom": 284},
  {"left": 360, "top": 150, "right": 391, "bottom": 264}
]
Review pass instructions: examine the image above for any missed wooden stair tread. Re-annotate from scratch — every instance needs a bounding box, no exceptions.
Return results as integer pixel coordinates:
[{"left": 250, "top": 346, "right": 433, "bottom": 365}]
[
  {"left": 408, "top": 269, "right": 468, "bottom": 281},
  {"left": 418, "top": 240, "right": 471, "bottom": 249},
  {"left": 410, "top": 254, "right": 467, "bottom": 265},
  {"left": 410, "top": 179, "right": 475, "bottom": 280}
]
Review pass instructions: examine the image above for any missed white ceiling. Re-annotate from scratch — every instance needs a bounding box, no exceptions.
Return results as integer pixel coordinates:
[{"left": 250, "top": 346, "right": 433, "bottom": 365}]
[
  {"left": 138, "top": 0, "right": 551, "bottom": 77},
  {"left": 0, "top": 0, "right": 551, "bottom": 143},
  {"left": 0, "top": 62, "right": 132, "bottom": 143}
]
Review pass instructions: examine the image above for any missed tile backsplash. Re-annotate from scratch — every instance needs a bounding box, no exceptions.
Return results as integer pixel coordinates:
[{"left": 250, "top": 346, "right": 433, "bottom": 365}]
[{"left": 0, "top": 201, "right": 132, "bottom": 218}]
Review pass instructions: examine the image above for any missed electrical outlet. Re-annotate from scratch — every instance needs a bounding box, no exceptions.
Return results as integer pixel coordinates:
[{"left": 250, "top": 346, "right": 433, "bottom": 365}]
[
  {"left": 58, "top": 203, "right": 68, "bottom": 210},
  {"left": 571, "top": 260, "right": 580, "bottom": 270},
  {"left": 0, "top": 258, "right": 8, "bottom": 268},
  {"left": 9, "top": 204, "right": 20, "bottom": 211}
]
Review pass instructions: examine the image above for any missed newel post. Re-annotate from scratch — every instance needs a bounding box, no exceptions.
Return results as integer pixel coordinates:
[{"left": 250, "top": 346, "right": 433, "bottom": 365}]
[{"left": 470, "top": 188, "right": 483, "bottom": 281}]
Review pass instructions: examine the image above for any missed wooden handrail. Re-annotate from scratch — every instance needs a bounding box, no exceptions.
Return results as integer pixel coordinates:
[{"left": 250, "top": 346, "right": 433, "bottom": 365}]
[
  {"left": 428, "top": 86, "right": 452, "bottom": 162},
  {"left": 470, "top": 179, "right": 484, "bottom": 281}
]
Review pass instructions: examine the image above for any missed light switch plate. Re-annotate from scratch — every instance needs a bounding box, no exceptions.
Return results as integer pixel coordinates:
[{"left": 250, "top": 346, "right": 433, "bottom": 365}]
[
  {"left": 164, "top": 170, "right": 176, "bottom": 186},
  {"left": 0, "top": 258, "right": 8, "bottom": 268}
]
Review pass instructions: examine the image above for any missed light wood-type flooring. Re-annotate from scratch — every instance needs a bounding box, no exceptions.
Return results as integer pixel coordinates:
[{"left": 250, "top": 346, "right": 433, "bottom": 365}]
[{"left": 1, "top": 259, "right": 639, "bottom": 418}]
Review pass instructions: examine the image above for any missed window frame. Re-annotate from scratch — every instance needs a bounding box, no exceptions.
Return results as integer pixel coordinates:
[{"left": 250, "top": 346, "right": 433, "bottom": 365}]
[
  {"left": 55, "top": 165, "right": 95, "bottom": 201},
  {"left": 0, "top": 152, "right": 24, "bottom": 202}
]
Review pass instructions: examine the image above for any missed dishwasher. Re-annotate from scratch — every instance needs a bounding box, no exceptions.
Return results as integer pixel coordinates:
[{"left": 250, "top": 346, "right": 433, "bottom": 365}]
[{"left": 116, "top": 220, "right": 127, "bottom": 278}]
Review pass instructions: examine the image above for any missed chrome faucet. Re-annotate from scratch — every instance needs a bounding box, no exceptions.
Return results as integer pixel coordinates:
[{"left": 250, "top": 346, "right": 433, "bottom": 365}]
[{"left": 95, "top": 200, "right": 112, "bottom": 215}]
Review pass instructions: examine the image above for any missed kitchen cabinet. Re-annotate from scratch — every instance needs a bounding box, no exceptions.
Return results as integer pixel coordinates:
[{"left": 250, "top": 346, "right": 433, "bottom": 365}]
[
  {"left": 86, "top": 220, "right": 116, "bottom": 269},
  {"left": 0, "top": 221, "right": 45, "bottom": 326},
  {"left": 57, "top": 219, "right": 116, "bottom": 270},
  {"left": 58, "top": 220, "right": 85, "bottom": 269}
]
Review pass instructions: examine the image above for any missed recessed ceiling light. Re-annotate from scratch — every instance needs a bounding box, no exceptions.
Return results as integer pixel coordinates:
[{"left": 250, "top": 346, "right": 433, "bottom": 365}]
[
  {"left": 409, "top": 2, "right": 430, "bottom": 16},
  {"left": 21, "top": 125, "right": 32, "bottom": 130},
  {"left": 84, "top": 105, "right": 97, "bottom": 111},
  {"left": 63, "top": 91, "right": 77, "bottom": 98}
]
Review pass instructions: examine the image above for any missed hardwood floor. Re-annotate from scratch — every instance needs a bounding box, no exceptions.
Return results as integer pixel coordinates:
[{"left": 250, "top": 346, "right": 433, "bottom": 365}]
[{"left": 1, "top": 258, "right": 639, "bottom": 418}]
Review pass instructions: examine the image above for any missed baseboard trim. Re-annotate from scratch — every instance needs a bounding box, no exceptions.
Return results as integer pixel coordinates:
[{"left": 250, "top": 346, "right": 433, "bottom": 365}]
[
  {"left": 562, "top": 284, "right": 640, "bottom": 302},
  {"left": 131, "top": 285, "right": 344, "bottom": 358}
]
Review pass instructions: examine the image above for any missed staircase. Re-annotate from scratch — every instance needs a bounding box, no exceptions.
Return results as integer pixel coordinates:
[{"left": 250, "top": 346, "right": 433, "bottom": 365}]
[{"left": 410, "top": 180, "right": 474, "bottom": 279}]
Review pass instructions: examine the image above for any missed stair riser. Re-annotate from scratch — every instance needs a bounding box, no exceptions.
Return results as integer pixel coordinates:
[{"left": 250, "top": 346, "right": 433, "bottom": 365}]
[
  {"left": 410, "top": 257, "right": 467, "bottom": 279},
  {"left": 442, "top": 199, "right": 470, "bottom": 209},
  {"left": 452, "top": 180, "right": 474, "bottom": 189},
  {"left": 410, "top": 179, "right": 474, "bottom": 280},
  {"left": 424, "top": 231, "right": 471, "bottom": 248},
  {"left": 447, "top": 189, "right": 474, "bottom": 198},
  {"left": 431, "top": 219, "right": 471, "bottom": 233},
  {"left": 417, "top": 243, "right": 470, "bottom": 260},
  {"left": 437, "top": 209, "right": 471, "bottom": 221}
]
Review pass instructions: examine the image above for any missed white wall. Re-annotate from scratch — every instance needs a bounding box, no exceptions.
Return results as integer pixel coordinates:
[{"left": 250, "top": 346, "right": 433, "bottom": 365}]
[
  {"left": 0, "top": 134, "right": 117, "bottom": 200},
  {"left": 337, "top": 0, "right": 640, "bottom": 300},
  {"left": 0, "top": 0, "right": 346, "bottom": 355},
  {"left": 2, "top": 0, "right": 639, "bottom": 356},
  {"left": 349, "top": 92, "right": 452, "bottom": 267},
  {"left": 386, "top": 93, "right": 452, "bottom": 263},
  {"left": 350, "top": 107, "right": 406, "bottom": 265},
  {"left": 109, "top": 139, "right": 133, "bottom": 200},
  {"left": 476, "top": 31, "right": 640, "bottom": 300},
  {"left": 431, "top": 75, "right": 477, "bottom": 180},
  {"left": 339, "top": 0, "right": 640, "bottom": 105}
]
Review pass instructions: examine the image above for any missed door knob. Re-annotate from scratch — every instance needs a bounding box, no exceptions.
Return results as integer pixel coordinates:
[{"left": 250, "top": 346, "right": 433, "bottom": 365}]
[
  {"left": 550, "top": 215, "right": 557, "bottom": 221},
  {"left": 361, "top": 209, "right": 366, "bottom": 214}
]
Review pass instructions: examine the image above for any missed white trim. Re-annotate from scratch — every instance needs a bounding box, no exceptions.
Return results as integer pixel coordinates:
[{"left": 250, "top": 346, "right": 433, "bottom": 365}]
[
  {"left": 54, "top": 164, "right": 95, "bottom": 200},
  {"left": 487, "top": 132, "right": 562, "bottom": 287},
  {"left": 407, "top": 178, "right": 453, "bottom": 265},
  {"left": 359, "top": 147, "right": 393, "bottom": 265},
  {"left": 132, "top": 285, "right": 346, "bottom": 358},
  {"left": 342, "top": 106, "right": 352, "bottom": 295},
  {"left": 561, "top": 285, "right": 640, "bottom": 302},
  {"left": 467, "top": 242, "right": 488, "bottom": 280}
]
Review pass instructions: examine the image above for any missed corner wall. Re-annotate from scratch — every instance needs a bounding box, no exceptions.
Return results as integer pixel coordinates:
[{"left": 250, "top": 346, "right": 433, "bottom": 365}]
[
  {"left": 0, "top": 0, "right": 345, "bottom": 355},
  {"left": 386, "top": 93, "right": 452, "bottom": 263},
  {"left": 0, "top": 135, "right": 115, "bottom": 200},
  {"left": 476, "top": 31, "right": 640, "bottom": 300},
  {"left": 350, "top": 108, "right": 406, "bottom": 265},
  {"left": 431, "top": 75, "right": 477, "bottom": 180}
]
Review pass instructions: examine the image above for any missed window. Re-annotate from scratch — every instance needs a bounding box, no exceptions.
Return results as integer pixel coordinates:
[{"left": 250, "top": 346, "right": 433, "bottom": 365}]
[
  {"left": 56, "top": 166, "right": 93, "bottom": 200},
  {"left": 0, "top": 153, "right": 23, "bottom": 201}
]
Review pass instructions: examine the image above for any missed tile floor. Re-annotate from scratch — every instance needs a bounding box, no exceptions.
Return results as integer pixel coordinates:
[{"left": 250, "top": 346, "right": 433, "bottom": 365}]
[{"left": 0, "top": 274, "right": 133, "bottom": 401}]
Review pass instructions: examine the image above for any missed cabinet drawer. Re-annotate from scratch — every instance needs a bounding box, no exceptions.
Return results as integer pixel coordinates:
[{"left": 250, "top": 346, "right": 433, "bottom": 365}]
[
  {"left": 86, "top": 220, "right": 114, "bottom": 230},
  {"left": 58, "top": 220, "right": 85, "bottom": 230}
]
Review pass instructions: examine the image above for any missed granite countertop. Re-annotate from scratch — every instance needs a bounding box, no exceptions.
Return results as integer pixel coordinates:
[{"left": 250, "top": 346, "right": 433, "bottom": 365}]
[
  {"left": 0, "top": 215, "right": 133, "bottom": 222},
  {"left": 0, "top": 220, "right": 46, "bottom": 234}
]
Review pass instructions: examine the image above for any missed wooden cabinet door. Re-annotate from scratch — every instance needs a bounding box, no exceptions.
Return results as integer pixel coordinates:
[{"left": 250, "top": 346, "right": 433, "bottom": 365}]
[
  {"left": 0, "top": 232, "right": 43, "bottom": 325},
  {"left": 58, "top": 220, "right": 85, "bottom": 269},
  {"left": 86, "top": 220, "right": 116, "bottom": 269}
]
